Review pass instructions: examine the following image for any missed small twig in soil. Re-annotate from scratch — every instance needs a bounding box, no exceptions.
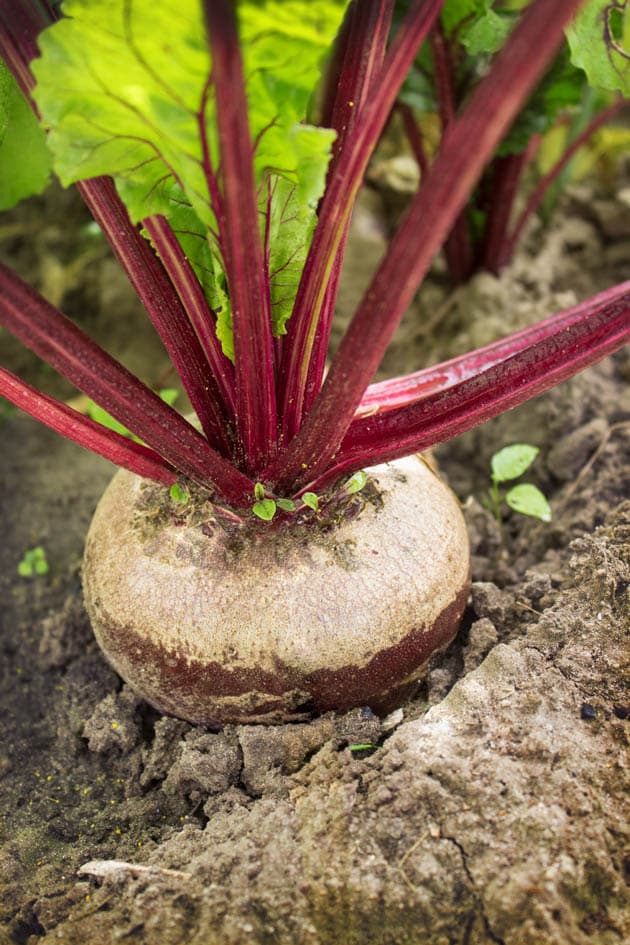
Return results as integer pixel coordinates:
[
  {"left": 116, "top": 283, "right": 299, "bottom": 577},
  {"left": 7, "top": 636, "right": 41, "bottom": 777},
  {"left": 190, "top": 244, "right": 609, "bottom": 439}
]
[
  {"left": 78, "top": 859, "right": 192, "bottom": 880},
  {"left": 562, "top": 421, "right": 630, "bottom": 501}
]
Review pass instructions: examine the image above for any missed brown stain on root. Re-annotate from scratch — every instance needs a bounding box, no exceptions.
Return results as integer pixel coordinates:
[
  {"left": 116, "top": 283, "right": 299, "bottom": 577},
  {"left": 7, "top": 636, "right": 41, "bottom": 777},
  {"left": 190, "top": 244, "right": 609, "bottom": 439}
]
[{"left": 91, "top": 581, "right": 469, "bottom": 726}]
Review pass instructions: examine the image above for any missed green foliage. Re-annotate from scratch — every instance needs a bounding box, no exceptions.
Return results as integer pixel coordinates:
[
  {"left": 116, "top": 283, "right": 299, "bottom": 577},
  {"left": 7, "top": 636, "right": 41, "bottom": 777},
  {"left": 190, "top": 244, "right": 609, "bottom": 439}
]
[
  {"left": 488, "top": 443, "right": 552, "bottom": 524},
  {"left": 32, "top": 0, "right": 346, "bottom": 358},
  {"left": 460, "top": 8, "right": 511, "bottom": 56},
  {"left": 0, "top": 59, "right": 11, "bottom": 141},
  {"left": 301, "top": 491, "right": 319, "bottom": 512},
  {"left": 276, "top": 497, "right": 297, "bottom": 512},
  {"left": 490, "top": 443, "right": 539, "bottom": 482},
  {"left": 403, "top": 2, "right": 589, "bottom": 158},
  {"left": 252, "top": 497, "right": 277, "bottom": 521},
  {"left": 169, "top": 481, "right": 190, "bottom": 504},
  {"left": 503, "top": 482, "right": 551, "bottom": 522},
  {"left": 345, "top": 470, "right": 367, "bottom": 495},
  {"left": 567, "top": 0, "right": 630, "bottom": 94},
  {"left": 0, "top": 60, "right": 51, "bottom": 210},
  {"left": 17, "top": 546, "right": 49, "bottom": 578}
]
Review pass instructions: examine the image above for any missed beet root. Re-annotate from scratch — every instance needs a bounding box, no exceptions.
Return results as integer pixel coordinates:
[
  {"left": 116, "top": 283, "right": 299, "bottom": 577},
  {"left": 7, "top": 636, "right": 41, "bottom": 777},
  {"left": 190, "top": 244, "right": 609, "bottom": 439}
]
[{"left": 82, "top": 455, "right": 470, "bottom": 726}]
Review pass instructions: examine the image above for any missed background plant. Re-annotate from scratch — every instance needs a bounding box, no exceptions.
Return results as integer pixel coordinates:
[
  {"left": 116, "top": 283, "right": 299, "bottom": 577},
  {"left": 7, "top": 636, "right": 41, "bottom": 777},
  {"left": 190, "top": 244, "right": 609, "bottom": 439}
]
[
  {"left": 395, "top": 0, "right": 630, "bottom": 281},
  {"left": 0, "top": 0, "right": 628, "bottom": 520},
  {"left": 486, "top": 443, "right": 552, "bottom": 523}
]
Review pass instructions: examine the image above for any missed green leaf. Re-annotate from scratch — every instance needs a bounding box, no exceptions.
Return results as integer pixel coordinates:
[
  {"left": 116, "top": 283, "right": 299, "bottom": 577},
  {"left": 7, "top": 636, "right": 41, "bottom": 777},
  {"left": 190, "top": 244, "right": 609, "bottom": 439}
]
[
  {"left": 505, "top": 483, "right": 552, "bottom": 522},
  {"left": 345, "top": 470, "right": 367, "bottom": 495},
  {"left": 169, "top": 482, "right": 190, "bottom": 504},
  {"left": 0, "top": 60, "right": 12, "bottom": 144},
  {"left": 441, "top": 0, "right": 488, "bottom": 36},
  {"left": 302, "top": 492, "right": 319, "bottom": 511},
  {"left": 86, "top": 387, "right": 176, "bottom": 440},
  {"left": 254, "top": 482, "right": 266, "bottom": 501},
  {"left": 460, "top": 9, "right": 511, "bottom": 56},
  {"left": 253, "top": 498, "right": 277, "bottom": 521},
  {"left": 567, "top": 0, "right": 630, "bottom": 94},
  {"left": 159, "top": 388, "right": 179, "bottom": 407},
  {"left": 491, "top": 444, "right": 539, "bottom": 483},
  {"left": 0, "top": 60, "right": 51, "bottom": 211},
  {"left": 17, "top": 546, "right": 49, "bottom": 578},
  {"left": 276, "top": 497, "right": 297, "bottom": 512},
  {"left": 85, "top": 401, "right": 133, "bottom": 439},
  {"left": 264, "top": 127, "right": 336, "bottom": 338},
  {"left": 33, "top": 0, "right": 346, "bottom": 358}
]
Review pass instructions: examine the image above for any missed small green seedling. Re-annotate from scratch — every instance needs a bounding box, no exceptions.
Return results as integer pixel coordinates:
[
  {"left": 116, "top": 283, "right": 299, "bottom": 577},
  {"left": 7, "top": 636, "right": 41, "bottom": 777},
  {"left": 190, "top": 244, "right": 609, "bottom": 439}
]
[
  {"left": 301, "top": 492, "right": 319, "bottom": 512},
  {"left": 252, "top": 482, "right": 277, "bottom": 522},
  {"left": 251, "top": 470, "right": 368, "bottom": 522},
  {"left": 344, "top": 470, "right": 368, "bottom": 495},
  {"left": 17, "top": 546, "right": 49, "bottom": 577},
  {"left": 169, "top": 481, "right": 190, "bottom": 504},
  {"left": 348, "top": 743, "right": 377, "bottom": 758},
  {"left": 487, "top": 444, "right": 552, "bottom": 523}
]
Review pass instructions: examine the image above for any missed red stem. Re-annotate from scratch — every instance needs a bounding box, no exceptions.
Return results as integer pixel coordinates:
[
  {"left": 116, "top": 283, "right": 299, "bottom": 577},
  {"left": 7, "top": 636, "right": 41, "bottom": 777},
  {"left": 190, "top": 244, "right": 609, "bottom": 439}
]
[
  {"left": 302, "top": 0, "right": 395, "bottom": 420},
  {"left": 0, "top": 263, "right": 253, "bottom": 502},
  {"left": 204, "top": 0, "right": 277, "bottom": 473},
  {"left": 478, "top": 135, "right": 540, "bottom": 274},
  {"left": 0, "top": 6, "right": 233, "bottom": 455},
  {"left": 356, "top": 285, "right": 614, "bottom": 416},
  {"left": 317, "top": 285, "right": 630, "bottom": 489},
  {"left": 397, "top": 102, "right": 429, "bottom": 178},
  {"left": 265, "top": 0, "right": 586, "bottom": 494},
  {"left": 430, "top": 22, "right": 473, "bottom": 283},
  {"left": 277, "top": 0, "right": 445, "bottom": 444},
  {"left": 77, "top": 180, "right": 232, "bottom": 455},
  {"left": 500, "top": 98, "right": 627, "bottom": 268},
  {"left": 142, "top": 214, "right": 236, "bottom": 420},
  {"left": 0, "top": 367, "right": 177, "bottom": 486}
]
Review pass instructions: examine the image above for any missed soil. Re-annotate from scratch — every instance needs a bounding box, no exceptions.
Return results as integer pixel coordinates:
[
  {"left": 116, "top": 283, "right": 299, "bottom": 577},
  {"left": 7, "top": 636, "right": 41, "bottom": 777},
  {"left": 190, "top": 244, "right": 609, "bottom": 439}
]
[{"left": 0, "top": 178, "right": 629, "bottom": 945}]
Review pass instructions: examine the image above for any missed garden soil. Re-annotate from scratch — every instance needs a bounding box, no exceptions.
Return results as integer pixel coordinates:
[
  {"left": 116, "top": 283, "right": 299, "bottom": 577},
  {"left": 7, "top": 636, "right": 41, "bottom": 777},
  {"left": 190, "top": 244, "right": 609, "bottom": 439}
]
[{"left": 0, "top": 181, "right": 628, "bottom": 945}]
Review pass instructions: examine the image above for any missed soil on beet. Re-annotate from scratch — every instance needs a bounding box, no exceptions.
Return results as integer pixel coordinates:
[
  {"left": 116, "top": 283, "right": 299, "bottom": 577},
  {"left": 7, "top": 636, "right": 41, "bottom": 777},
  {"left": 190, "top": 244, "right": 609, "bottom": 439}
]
[{"left": 0, "top": 177, "right": 629, "bottom": 945}]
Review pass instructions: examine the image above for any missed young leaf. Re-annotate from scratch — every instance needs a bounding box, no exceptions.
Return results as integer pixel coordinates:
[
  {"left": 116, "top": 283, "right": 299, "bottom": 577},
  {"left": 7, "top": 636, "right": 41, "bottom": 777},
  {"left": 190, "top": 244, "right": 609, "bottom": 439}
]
[
  {"left": 254, "top": 482, "right": 266, "bottom": 501},
  {"left": 32, "top": 0, "right": 345, "bottom": 355},
  {"left": 169, "top": 482, "right": 190, "bottom": 504},
  {"left": 17, "top": 546, "right": 49, "bottom": 578},
  {"left": 491, "top": 444, "right": 539, "bottom": 483},
  {"left": 302, "top": 492, "right": 319, "bottom": 512},
  {"left": 345, "top": 470, "right": 368, "bottom": 494},
  {"left": 505, "top": 483, "right": 552, "bottom": 522},
  {"left": 253, "top": 498, "right": 277, "bottom": 521},
  {"left": 265, "top": 130, "right": 336, "bottom": 339},
  {"left": 460, "top": 9, "right": 512, "bottom": 56},
  {"left": 0, "top": 59, "right": 51, "bottom": 210},
  {"left": 276, "top": 497, "right": 297, "bottom": 512},
  {"left": 567, "top": 0, "right": 630, "bottom": 95}
]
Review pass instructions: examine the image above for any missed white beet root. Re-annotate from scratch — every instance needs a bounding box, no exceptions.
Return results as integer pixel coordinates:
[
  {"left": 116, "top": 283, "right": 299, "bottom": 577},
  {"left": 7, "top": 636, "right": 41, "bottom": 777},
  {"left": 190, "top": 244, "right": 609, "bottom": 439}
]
[{"left": 82, "top": 455, "right": 470, "bottom": 726}]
